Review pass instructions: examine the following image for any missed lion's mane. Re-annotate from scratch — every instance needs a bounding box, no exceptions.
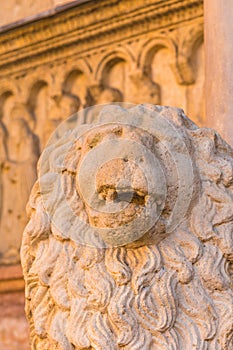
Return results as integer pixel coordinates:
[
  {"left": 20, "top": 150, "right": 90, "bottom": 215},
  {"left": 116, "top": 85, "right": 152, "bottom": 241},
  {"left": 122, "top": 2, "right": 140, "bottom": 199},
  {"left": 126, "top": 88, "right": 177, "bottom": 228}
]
[{"left": 21, "top": 106, "right": 233, "bottom": 350}]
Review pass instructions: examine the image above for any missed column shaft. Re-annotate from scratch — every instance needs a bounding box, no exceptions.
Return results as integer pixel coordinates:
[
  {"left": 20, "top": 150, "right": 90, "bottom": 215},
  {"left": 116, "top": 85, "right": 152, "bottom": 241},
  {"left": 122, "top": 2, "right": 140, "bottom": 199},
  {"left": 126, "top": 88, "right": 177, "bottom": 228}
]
[{"left": 204, "top": 0, "right": 233, "bottom": 146}]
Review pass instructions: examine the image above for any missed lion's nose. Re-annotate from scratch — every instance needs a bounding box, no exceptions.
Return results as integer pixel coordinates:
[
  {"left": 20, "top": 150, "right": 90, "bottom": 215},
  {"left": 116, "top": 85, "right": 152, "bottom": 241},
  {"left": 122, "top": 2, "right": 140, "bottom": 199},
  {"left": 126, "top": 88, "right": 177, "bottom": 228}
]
[{"left": 95, "top": 158, "right": 148, "bottom": 204}]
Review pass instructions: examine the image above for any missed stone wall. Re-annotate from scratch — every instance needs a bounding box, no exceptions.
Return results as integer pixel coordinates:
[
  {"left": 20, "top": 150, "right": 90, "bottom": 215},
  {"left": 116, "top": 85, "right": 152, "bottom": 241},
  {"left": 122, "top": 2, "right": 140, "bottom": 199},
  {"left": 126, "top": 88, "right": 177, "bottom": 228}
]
[
  {"left": 0, "top": 0, "right": 204, "bottom": 348},
  {"left": 0, "top": 266, "right": 29, "bottom": 350},
  {"left": 0, "top": 0, "right": 78, "bottom": 27}
]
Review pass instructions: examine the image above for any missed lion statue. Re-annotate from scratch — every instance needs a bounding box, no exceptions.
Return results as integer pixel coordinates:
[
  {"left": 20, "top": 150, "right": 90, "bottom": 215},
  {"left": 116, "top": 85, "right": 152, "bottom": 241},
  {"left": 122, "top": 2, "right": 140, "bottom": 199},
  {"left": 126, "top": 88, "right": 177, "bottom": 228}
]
[{"left": 21, "top": 104, "right": 233, "bottom": 350}]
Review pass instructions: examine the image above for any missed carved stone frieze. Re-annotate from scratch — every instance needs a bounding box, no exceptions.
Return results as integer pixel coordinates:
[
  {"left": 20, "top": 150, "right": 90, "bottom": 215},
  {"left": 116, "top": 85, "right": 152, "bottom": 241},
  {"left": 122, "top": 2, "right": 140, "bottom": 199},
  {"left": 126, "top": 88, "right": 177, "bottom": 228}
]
[{"left": 0, "top": 0, "right": 203, "bottom": 76}]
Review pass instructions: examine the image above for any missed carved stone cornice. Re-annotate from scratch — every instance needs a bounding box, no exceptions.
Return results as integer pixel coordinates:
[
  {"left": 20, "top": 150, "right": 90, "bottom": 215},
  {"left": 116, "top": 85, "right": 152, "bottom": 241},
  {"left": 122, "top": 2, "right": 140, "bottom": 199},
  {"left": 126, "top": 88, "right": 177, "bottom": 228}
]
[{"left": 0, "top": 0, "right": 203, "bottom": 77}]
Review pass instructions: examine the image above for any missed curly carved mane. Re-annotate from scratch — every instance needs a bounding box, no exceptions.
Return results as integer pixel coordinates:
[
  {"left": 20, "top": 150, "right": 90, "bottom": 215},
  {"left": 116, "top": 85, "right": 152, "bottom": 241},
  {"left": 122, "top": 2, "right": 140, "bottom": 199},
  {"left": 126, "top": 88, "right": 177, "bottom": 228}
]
[{"left": 21, "top": 106, "right": 233, "bottom": 350}]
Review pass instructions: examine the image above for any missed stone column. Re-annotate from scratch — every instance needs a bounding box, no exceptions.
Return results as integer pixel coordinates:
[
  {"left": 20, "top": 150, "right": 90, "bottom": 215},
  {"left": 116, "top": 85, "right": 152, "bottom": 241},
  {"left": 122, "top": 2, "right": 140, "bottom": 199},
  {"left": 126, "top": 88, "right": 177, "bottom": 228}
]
[{"left": 204, "top": 0, "right": 233, "bottom": 146}]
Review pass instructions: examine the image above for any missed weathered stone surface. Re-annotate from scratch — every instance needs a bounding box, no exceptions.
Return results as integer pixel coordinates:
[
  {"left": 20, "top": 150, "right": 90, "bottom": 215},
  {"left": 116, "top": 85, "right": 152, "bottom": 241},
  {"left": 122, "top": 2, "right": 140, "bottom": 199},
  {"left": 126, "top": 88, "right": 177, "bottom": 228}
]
[{"left": 21, "top": 105, "right": 233, "bottom": 349}]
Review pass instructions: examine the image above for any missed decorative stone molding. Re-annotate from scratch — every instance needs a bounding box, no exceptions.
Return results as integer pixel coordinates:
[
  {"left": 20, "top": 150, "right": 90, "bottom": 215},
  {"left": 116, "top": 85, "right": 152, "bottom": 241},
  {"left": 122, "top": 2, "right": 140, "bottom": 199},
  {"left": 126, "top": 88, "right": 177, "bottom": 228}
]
[{"left": 0, "top": 0, "right": 203, "bottom": 76}]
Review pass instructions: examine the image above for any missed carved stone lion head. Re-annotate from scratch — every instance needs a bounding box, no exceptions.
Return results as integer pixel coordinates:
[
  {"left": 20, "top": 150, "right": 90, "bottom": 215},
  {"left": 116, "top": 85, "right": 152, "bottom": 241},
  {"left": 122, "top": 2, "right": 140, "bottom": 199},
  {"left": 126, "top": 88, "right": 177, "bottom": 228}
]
[{"left": 21, "top": 104, "right": 233, "bottom": 350}]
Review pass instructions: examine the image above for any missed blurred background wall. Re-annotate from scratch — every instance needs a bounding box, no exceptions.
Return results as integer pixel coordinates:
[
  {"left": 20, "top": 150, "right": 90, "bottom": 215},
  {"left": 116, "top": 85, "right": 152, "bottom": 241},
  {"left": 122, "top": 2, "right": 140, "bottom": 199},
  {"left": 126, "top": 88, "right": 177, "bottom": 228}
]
[
  {"left": 0, "top": 0, "right": 77, "bottom": 27},
  {"left": 0, "top": 0, "right": 204, "bottom": 348}
]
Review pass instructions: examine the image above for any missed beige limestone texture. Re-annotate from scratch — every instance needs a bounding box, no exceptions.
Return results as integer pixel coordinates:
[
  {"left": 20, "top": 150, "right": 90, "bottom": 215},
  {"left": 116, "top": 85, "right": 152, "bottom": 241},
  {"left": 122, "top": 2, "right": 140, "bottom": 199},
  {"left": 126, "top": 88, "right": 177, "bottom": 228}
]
[{"left": 21, "top": 105, "right": 233, "bottom": 349}]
